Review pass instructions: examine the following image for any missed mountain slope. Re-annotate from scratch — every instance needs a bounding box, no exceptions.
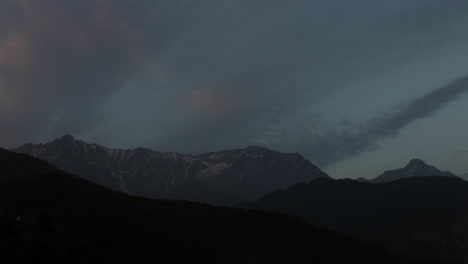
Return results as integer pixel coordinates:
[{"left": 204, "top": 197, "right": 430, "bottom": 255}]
[
  {"left": 13, "top": 135, "right": 330, "bottom": 205},
  {"left": 250, "top": 177, "right": 468, "bottom": 263},
  {"left": 0, "top": 148, "right": 60, "bottom": 183},
  {"left": 369, "top": 159, "right": 456, "bottom": 183},
  {"left": 0, "top": 149, "right": 431, "bottom": 264}
]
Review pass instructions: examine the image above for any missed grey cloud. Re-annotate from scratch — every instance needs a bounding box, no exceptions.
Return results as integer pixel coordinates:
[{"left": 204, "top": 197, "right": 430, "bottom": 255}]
[
  {"left": 1, "top": 0, "right": 468, "bottom": 172},
  {"left": 0, "top": 0, "right": 196, "bottom": 145},
  {"left": 289, "top": 75, "right": 468, "bottom": 167},
  {"left": 92, "top": 0, "right": 468, "bottom": 151}
]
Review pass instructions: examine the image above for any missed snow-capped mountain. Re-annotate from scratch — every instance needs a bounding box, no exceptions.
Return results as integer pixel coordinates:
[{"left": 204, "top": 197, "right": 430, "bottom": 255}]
[
  {"left": 368, "top": 158, "right": 456, "bottom": 183},
  {"left": 13, "top": 134, "right": 330, "bottom": 205}
]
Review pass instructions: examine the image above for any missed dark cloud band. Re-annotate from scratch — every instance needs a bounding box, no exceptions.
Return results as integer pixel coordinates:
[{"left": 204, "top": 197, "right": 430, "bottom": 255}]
[{"left": 298, "top": 75, "right": 468, "bottom": 167}]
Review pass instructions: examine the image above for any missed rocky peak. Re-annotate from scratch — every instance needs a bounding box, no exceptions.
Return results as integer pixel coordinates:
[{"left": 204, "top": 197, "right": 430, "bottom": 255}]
[
  {"left": 371, "top": 158, "right": 456, "bottom": 183},
  {"left": 56, "top": 134, "right": 77, "bottom": 142},
  {"left": 404, "top": 158, "right": 427, "bottom": 169},
  {"left": 50, "top": 134, "right": 83, "bottom": 149}
]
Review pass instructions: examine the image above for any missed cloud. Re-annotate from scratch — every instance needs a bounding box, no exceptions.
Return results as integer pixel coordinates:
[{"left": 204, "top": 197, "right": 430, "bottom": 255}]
[
  {"left": 1, "top": 0, "right": 468, "bottom": 172},
  {"left": 0, "top": 0, "right": 194, "bottom": 144},
  {"left": 288, "top": 75, "right": 468, "bottom": 167}
]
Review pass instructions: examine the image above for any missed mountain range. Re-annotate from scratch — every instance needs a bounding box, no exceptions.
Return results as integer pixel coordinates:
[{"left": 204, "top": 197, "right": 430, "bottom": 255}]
[
  {"left": 0, "top": 147, "right": 436, "bottom": 264},
  {"left": 13, "top": 135, "right": 330, "bottom": 205},
  {"left": 3, "top": 136, "right": 465, "bottom": 263}
]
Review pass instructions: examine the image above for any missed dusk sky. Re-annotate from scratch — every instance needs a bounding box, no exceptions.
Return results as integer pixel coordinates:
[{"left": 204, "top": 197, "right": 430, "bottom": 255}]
[{"left": 1, "top": 0, "right": 468, "bottom": 179}]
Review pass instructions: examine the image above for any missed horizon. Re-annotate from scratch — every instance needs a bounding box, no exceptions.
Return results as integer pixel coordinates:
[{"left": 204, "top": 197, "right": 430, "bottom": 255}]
[{"left": 7, "top": 133, "right": 467, "bottom": 181}]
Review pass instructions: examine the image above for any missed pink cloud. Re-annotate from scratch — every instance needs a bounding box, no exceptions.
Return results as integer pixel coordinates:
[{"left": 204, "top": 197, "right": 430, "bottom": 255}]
[
  {"left": 188, "top": 86, "right": 235, "bottom": 119},
  {"left": 0, "top": 33, "right": 32, "bottom": 71}
]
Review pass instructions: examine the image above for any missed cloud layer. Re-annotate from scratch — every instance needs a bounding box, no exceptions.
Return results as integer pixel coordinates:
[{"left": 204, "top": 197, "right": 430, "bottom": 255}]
[
  {"left": 1, "top": 0, "right": 468, "bottom": 169},
  {"left": 0, "top": 0, "right": 194, "bottom": 143}
]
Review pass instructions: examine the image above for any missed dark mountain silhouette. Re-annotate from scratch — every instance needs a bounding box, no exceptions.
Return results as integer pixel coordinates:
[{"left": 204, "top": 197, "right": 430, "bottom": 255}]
[
  {"left": 358, "top": 159, "right": 457, "bottom": 183},
  {"left": 13, "top": 135, "right": 330, "bottom": 205},
  {"left": 0, "top": 148, "right": 61, "bottom": 183},
  {"left": 0, "top": 148, "right": 437, "bottom": 264},
  {"left": 249, "top": 177, "right": 468, "bottom": 263}
]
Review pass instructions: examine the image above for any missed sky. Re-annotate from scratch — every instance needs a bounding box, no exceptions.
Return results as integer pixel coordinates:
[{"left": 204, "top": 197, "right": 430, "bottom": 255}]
[{"left": 1, "top": 0, "right": 468, "bottom": 179}]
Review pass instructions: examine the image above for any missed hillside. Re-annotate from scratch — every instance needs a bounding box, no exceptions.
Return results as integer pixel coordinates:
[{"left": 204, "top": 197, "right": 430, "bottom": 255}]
[{"left": 251, "top": 177, "right": 468, "bottom": 263}]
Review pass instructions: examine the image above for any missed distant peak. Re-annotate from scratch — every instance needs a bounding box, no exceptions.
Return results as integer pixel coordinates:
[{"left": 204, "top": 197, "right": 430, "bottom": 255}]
[
  {"left": 60, "top": 134, "right": 76, "bottom": 141},
  {"left": 53, "top": 134, "right": 80, "bottom": 144},
  {"left": 406, "top": 158, "right": 427, "bottom": 167}
]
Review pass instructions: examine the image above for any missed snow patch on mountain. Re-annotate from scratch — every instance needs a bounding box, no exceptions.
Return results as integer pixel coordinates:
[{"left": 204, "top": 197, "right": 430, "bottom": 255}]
[{"left": 197, "top": 162, "right": 231, "bottom": 180}]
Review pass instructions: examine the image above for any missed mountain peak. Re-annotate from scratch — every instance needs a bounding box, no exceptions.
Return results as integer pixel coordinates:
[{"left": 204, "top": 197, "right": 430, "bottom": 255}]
[
  {"left": 405, "top": 158, "right": 427, "bottom": 168},
  {"left": 49, "top": 134, "right": 84, "bottom": 149},
  {"left": 58, "top": 134, "right": 77, "bottom": 142},
  {"left": 371, "top": 158, "right": 456, "bottom": 183}
]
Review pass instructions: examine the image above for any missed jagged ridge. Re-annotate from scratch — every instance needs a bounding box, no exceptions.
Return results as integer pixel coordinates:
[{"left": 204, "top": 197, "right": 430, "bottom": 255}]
[{"left": 13, "top": 135, "right": 330, "bottom": 205}]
